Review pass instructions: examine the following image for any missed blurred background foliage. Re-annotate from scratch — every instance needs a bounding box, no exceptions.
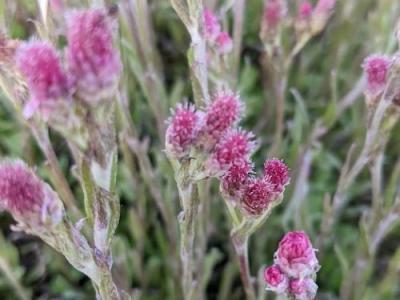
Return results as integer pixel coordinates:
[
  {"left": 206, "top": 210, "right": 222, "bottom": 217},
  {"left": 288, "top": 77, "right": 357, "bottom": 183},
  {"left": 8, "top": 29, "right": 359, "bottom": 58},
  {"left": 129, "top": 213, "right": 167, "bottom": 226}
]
[{"left": 0, "top": 0, "right": 400, "bottom": 299}]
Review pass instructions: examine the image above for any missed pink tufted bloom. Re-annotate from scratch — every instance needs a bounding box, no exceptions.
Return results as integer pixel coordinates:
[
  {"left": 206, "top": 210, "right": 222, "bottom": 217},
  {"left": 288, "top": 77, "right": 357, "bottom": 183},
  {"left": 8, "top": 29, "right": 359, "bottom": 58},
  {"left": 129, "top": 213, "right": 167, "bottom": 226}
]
[
  {"left": 264, "top": 265, "right": 289, "bottom": 294},
  {"left": 298, "top": 1, "right": 313, "bottom": 20},
  {"left": 166, "top": 103, "right": 202, "bottom": 157},
  {"left": 264, "top": 158, "right": 290, "bottom": 193},
  {"left": 289, "top": 278, "right": 318, "bottom": 300},
  {"left": 314, "top": 0, "right": 336, "bottom": 15},
  {"left": 203, "top": 9, "right": 221, "bottom": 42},
  {"left": 66, "top": 9, "right": 121, "bottom": 101},
  {"left": 262, "top": 0, "right": 287, "bottom": 31},
  {"left": 0, "top": 161, "right": 63, "bottom": 226},
  {"left": 362, "top": 54, "right": 391, "bottom": 98},
  {"left": 216, "top": 32, "right": 233, "bottom": 54},
  {"left": 274, "top": 231, "right": 319, "bottom": 278},
  {"left": 200, "top": 90, "right": 243, "bottom": 148},
  {"left": 241, "top": 177, "right": 275, "bottom": 215},
  {"left": 15, "top": 41, "right": 71, "bottom": 119},
  {"left": 221, "top": 158, "right": 252, "bottom": 197},
  {"left": 210, "top": 129, "right": 255, "bottom": 172}
]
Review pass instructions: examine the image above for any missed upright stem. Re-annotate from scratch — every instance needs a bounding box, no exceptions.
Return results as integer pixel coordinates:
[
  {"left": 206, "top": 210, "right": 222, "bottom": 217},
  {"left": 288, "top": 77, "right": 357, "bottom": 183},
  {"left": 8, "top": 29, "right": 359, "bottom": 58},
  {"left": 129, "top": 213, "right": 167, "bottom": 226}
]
[
  {"left": 94, "top": 268, "right": 121, "bottom": 300},
  {"left": 177, "top": 178, "right": 199, "bottom": 300},
  {"left": 231, "top": 234, "right": 255, "bottom": 300},
  {"left": 30, "top": 124, "right": 80, "bottom": 217}
]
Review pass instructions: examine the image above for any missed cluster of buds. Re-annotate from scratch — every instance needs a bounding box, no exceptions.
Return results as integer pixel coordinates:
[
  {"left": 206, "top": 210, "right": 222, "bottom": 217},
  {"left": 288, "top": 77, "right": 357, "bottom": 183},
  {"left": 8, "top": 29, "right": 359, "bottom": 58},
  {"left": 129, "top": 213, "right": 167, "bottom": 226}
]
[
  {"left": 14, "top": 8, "right": 121, "bottom": 121},
  {"left": 295, "top": 0, "right": 337, "bottom": 35},
  {"left": 202, "top": 8, "right": 233, "bottom": 55},
  {"left": 165, "top": 89, "right": 290, "bottom": 217},
  {"left": 0, "top": 160, "right": 99, "bottom": 280},
  {"left": 264, "top": 231, "right": 320, "bottom": 300},
  {"left": 362, "top": 54, "right": 391, "bottom": 107},
  {"left": 260, "top": 0, "right": 337, "bottom": 44}
]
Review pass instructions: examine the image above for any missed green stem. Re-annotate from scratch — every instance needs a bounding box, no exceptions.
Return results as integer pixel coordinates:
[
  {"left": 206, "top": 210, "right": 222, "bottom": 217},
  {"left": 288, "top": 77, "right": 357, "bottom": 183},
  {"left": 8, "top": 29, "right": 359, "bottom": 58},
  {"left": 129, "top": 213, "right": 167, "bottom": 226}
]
[
  {"left": 231, "top": 233, "right": 255, "bottom": 300},
  {"left": 94, "top": 268, "right": 121, "bottom": 300},
  {"left": 0, "top": 257, "right": 30, "bottom": 300},
  {"left": 178, "top": 180, "right": 199, "bottom": 300}
]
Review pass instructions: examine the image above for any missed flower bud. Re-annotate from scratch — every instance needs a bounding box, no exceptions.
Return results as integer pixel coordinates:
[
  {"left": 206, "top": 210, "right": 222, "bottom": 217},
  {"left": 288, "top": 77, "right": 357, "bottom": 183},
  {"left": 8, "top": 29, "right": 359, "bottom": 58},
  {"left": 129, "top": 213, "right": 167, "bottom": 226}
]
[
  {"left": 199, "top": 90, "right": 243, "bottom": 148},
  {"left": 311, "top": 0, "right": 336, "bottom": 34},
  {"left": 298, "top": 1, "right": 313, "bottom": 20},
  {"left": 264, "top": 264, "right": 289, "bottom": 294},
  {"left": 166, "top": 103, "right": 202, "bottom": 157},
  {"left": 288, "top": 278, "right": 318, "bottom": 300},
  {"left": 240, "top": 177, "right": 274, "bottom": 215},
  {"left": 362, "top": 54, "right": 391, "bottom": 104},
  {"left": 274, "top": 231, "right": 319, "bottom": 278},
  {"left": 203, "top": 9, "right": 221, "bottom": 43},
  {"left": 0, "top": 161, "right": 63, "bottom": 227},
  {"left": 15, "top": 41, "right": 71, "bottom": 119},
  {"left": 216, "top": 32, "right": 233, "bottom": 54},
  {"left": 221, "top": 158, "right": 252, "bottom": 197},
  {"left": 210, "top": 129, "right": 255, "bottom": 173},
  {"left": 260, "top": 0, "right": 287, "bottom": 40},
  {"left": 264, "top": 158, "right": 290, "bottom": 193},
  {"left": 66, "top": 9, "right": 121, "bottom": 102}
]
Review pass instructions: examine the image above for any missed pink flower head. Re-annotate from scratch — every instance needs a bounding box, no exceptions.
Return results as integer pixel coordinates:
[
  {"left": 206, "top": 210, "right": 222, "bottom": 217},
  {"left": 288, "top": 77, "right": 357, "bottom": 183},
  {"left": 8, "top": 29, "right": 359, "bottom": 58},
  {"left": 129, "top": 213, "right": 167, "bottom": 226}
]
[
  {"left": 203, "top": 9, "right": 221, "bottom": 42},
  {"left": 264, "top": 265, "right": 289, "bottom": 294},
  {"left": 166, "top": 103, "right": 202, "bottom": 156},
  {"left": 66, "top": 9, "right": 121, "bottom": 101},
  {"left": 0, "top": 161, "right": 63, "bottom": 226},
  {"left": 216, "top": 32, "right": 233, "bottom": 54},
  {"left": 362, "top": 54, "right": 391, "bottom": 97},
  {"left": 221, "top": 158, "right": 252, "bottom": 197},
  {"left": 298, "top": 1, "right": 313, "bottom": 20},
  {"left": 264, "top": 158, "right": 290, "bottom": 193},
  {"left": 200, "top": 90, "right": 243, "bottom": 148},
  {"left": 314, "top": 0, "right": 336, "bottom": 15},
  {"left": 275, "top": 231, "right": 319, "bottom": 278},
  {"left": 241, "top": 177, "right": 275, "bottom": 215},
  {"left": 211, "top": 129, "right": 255, "bottom": 172},
  {"left": 15, "top": 41, "right": 71, "bottom": 119},
  {"left": 289, "top": 278, "right": 318, "bottom": 300},
  {"left": 263, "top": 0, "right": 287, "bottom": 30}
]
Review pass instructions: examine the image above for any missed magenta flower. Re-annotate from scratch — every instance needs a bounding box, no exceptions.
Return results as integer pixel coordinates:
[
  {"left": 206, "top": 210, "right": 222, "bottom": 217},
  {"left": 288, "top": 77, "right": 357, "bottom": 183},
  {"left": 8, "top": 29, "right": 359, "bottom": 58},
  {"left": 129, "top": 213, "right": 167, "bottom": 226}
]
[
  {"left": 289, "top": 278, "right": 318, "bottom": 300},
  {"left": 240, "top": 177, "right": 274, "bottom": 215},
  {"left": 274, "top": 231, "right": 319, "bottom": 278},
  {"left": 200, "top": 90, "right": 243, "bottom": 148},
  {"left": 264, "top": 158, "right": 290, "bottom": 193},
  {"left": 262, "top": 0, "right": 287, "bottom": 30},
  {"left": 221, "top": 158, "right": 252, "bottom": 197},
  {"left": 203, "top": 9, "right": 221, "bottom": 42},
  {"left": 362, "top": 54, "right": 391, "bottom": 98},
  {"left": 15, "top": 41, "right": 71, "bottom": 119},
  {"left": 210, "top": 129, "right": 255, "bottom": 172},
  {"left": 0, "top": 161, "right": 63, "bottom": 226},
  {"left": 264, "top": 265, "right": 289, "bottom": 294},
  {"left": 66, "top": 9, "right": 121, "bottom": 101},
  {"left": 166, "top": 103, "right": 202, "bottom": 156},
  {"left": 216, "top": 32, "right": 233, "bottom": 54},
  {"left": 298, "top": 1, "right": 313, "bottom": 20},
  {"left": 314, "top": 0, "right": 336, "bottom": 15}
]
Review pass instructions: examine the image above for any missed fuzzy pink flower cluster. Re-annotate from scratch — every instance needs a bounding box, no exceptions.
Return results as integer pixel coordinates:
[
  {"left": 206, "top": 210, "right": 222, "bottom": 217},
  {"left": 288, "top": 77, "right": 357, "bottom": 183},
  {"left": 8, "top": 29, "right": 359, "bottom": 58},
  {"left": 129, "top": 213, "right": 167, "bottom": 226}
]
[
  {"left": 15, "top": 42, "right": 71, "bottom": 118},
  {"left": 15, "top": 8, "right": 121, "bottom": 119},
  {"left": 362, "top": 54, "right": 391, "bottom": 98},
  {"left": 262, "top": 0, "right": 287, "bottom": 31},
  {"left": 264, "top": 231, "right": 320, "bottom": 300},
  {"left": 296, "top": 0, "right": 336, "bottom": 21},
  {"left": 0, "top": 161, "right": 63, "bottom": 226},
  {"left": 202, "top": 9, "right": 233, "bottom": 54},
  {"left": 66, "top": 9, "right": 121, "bottom": 100},
  {"left": 166, "top": 89, "right": 290, "bottom": 215}
]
